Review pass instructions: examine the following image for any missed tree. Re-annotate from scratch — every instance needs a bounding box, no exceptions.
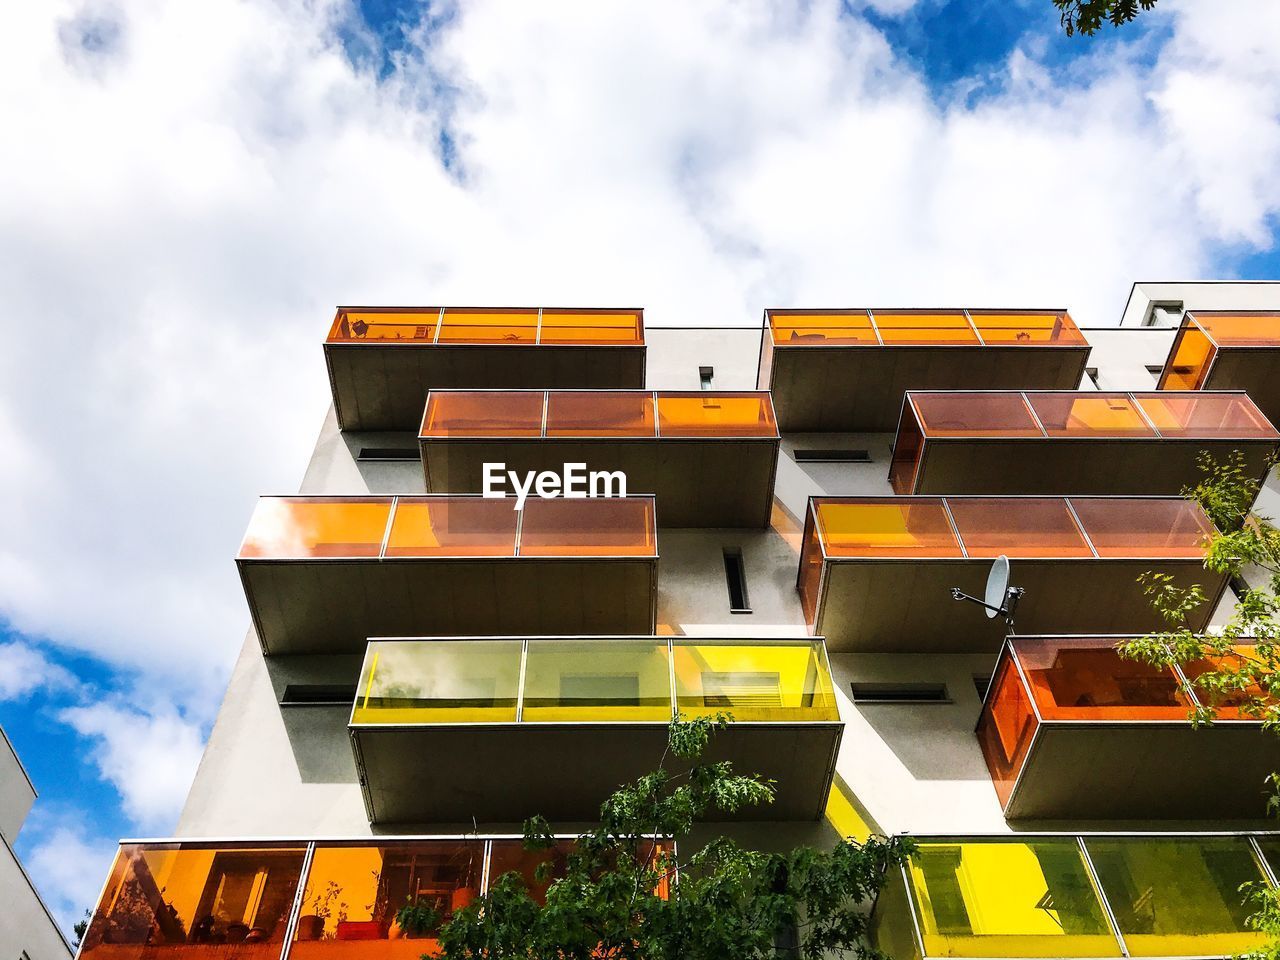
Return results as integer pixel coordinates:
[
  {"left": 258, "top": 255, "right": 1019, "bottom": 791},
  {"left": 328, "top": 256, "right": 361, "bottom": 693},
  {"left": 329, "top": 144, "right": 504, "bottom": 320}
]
[
  {"left": 1052, "top": 0, "right": 1158, "bottom": 37},
  {"left": 437, "top": 715, "right": 913, "bottom": 960},
  {"left": 1120, "top": 450, "right": 1280, "bottom": 958}
]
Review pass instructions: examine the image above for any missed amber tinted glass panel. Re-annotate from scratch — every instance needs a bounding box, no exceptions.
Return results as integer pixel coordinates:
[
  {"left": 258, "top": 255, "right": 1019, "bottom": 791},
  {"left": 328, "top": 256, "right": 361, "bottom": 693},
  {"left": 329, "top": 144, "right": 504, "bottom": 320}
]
[
  {"left": 656, "top": 393, "right": 778, "bottom": 437},
  {"left": 436, "top": 308, "right": 538, "bottom": 344},
  {"left": 970, "top": 310, "right": 1088, "bottom": 345},
  {"left": 889, "top": 401, "right": 926, "bottom": 494},
  {"left": 1025, "top": 394, "right": 1156, "bottom": 437},
  {"left": 518, "top": 497, "right": 656, "bottom": 557},
  {"left": 545, "top": 391, "right": 655, "bottom": 437},
  {"left": 1085, "top": 837, "right": 1266, "bottom": 958},
  {"left": 238, "top": 497, "right": 391, "bottom": 559},
  {"left": 522, "top": 640, "right": 671, "bottom": 721},
  {"left": 487, "top": 841, "right": 575, "bottom": 906},
  {"left": 291, "top": 841, "right": 483, "bottom": 956},
  {"left": 1010, "top": 637, "right": 1192, "bottom": 720},
  {"left": 906, "top": 840, "right": 1119, "bottom": 958},
  {"left": 1134, "top": 393, "right": 1278, "bottom": 438},
  {"left": 1159, "top": 323, "right": 1215, "bottom": 391},
  {"left": 798, "top": 508, "right": 826, "bottom": 624},
  {"left": 420, "top": 391, "right": 544, "bottom": 438},
  {"left": 976, "top": 654, "right": 1040, "bottom": 808},
  {"left": 874, "top": 310, "right": 980, "bottom": 345},
  {"left": 814, "top": 499, "right": 963, "bottom": 558},
  {"left": 386, "top": 498, "right": 518, "bottom": 557},
  {"left": 911, "top": 393, "right": 1042, "bottom": 437},
  {"left": 673, "top": 641, "right": 839, "bottom": 722},
  {"left": 1181, "top": 645, "right": 1276, "bottom": 720},
  {"left": 1069, "top": 498, "right": 1212, "bottom": 558},
  {"left": 80, "top": 843, "right": 306, "bottom": 959},
  {"left": 353, "top": 640, "right": 521, "bottom": 724},
  {"left": 1191, "top": 312, "right": 1280, "bottom": 347},
  {"left": 768, "top": 310, "right": 877, "bottom": 345},
  {"left": 539, "top": 309, "right": 643, "bottom": 345},
  {"left": 328, "top": 309, "right": 438, "bottom": 343},
  {"left": 947, "top": 499, "right": 1091, "bottom": 558}
]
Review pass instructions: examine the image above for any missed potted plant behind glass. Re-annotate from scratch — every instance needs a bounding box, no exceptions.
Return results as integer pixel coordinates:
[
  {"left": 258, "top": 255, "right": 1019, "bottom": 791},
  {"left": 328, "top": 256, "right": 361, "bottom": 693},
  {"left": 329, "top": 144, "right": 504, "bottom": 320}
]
[
  {"left": 392, "top": 898, "right": 441, "bottom": 940},
  {"left": 296, "top": 880, "right": 342, "bottom": 941}
]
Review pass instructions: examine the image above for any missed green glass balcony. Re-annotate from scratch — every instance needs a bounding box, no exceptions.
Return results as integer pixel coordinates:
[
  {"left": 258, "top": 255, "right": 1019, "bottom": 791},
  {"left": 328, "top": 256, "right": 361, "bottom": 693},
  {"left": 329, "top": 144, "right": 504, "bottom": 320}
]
[{"left": 349, "top": 636, "right": 842, "bottom": 823}]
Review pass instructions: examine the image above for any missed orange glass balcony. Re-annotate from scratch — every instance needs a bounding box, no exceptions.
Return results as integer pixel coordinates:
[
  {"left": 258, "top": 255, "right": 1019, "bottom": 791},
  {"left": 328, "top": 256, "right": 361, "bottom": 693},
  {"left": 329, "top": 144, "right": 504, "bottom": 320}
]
[
  {"left": 237, "top": 495, "right": 657, "bottom": 654},
  {"left": 977, "top": 636, "right": 1280, "bottom": 819},
  {"left": 1159, "top": 311, "right": 1280, "bottom": 424},
  {"left": 871, "top": 833, "right": 1274, "bottom": 960},
  {"left": 80, "top": 836, "right": 670, "bottom": 960},
  {"left": 419, "top": 390, "right": 780, "bottom": 527},
  {"left": 798, "top": 496, "right": 1223, "bottom": 652},
  {"left": 350, "top": 636, "right": 841, "bottom": 822},
  {"left": 324, "top": 306, "right": 646, "bottom": 431},
  {"left": 890, "top": 390, "right": 1278, "bottom": 495},
  {"left": 758, "top": 308, "right": 1090, "bottom": 431}
]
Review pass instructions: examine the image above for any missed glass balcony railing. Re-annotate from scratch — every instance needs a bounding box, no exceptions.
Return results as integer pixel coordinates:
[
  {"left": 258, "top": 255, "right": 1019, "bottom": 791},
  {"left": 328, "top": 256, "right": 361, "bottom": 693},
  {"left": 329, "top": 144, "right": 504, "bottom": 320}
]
[
  {"left": 890, "top": 390, "right": 1279, "bottom": 494},
  {"left": 757, "top": 308, "right": 1091, "bottom": 432},
  {"left": 977, "top": 636, "right": 1280, "bottom": 818},
  {"left": 352, "top": 637, "right": 839, "bottom": 727},
  {"left": 327, "top": 307, "right": 644, "bottom": 346},
  {"left": 420, "top": 390, "right": 778, "bottom": 438},
  {"left": 79, "top": 837, "right": 671, "bottom": 960},
  {"left": 1160, "top": 311, "right": 1280, "bottom": 391},
  {"left": 875, "top": 834, "right": 1274, "bottom": 960},
  {"left": 798, "top": 497, "right": 1218, "bottom": 650},
  {"left": 237, "top": 496, "right": 659, "bottom": 654}
]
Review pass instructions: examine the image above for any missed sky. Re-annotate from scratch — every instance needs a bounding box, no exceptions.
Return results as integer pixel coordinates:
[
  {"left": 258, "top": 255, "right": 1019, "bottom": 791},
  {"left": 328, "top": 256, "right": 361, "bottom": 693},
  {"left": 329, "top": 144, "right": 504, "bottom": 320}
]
[{"left": 1, "top": 0, "right": 1278, "bottom": 937}]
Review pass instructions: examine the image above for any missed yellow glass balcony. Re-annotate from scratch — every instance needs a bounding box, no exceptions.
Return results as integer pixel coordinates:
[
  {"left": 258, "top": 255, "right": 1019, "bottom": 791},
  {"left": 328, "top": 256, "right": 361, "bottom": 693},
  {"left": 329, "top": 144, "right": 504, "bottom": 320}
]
[
  {"left": 977, "top": 636, "right": 1280, "bottom": 819},
  {"left": 324, "top": 306, "right": 646, "bottom": 431},
  {"left": 758, "top": 308, "right": 1090, "bottom": 431},
  {"left": 1158, "top": 311, "right": 1280, "bottom": 425},
  {"left": 349, "top": 637, "right": 841, "bottom": 822},
  {"left": 874, "top": 834, "right": 1274, "bottom": 960},
  {"left": 237, "top": 496, "right": 658, "bottom": 654},
  {"left": 799, "top": 496, "right": 1222, "bottom": 652},
  {"left": 890, "top": 390, "right": 1278, "bottom": 495},
  {"left": 419, "top": 390, "right": 780, "bottom": 527}
]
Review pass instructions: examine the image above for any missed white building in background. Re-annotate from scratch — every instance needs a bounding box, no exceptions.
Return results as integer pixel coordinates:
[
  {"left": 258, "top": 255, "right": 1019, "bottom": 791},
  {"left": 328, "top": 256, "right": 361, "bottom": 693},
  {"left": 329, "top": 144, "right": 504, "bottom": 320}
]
[
  {"left": 0, "top": 725, "right": 72, "bottom": 959},
  {"left": 71, "top": 283, "right": 1280, "bottom": 960}
]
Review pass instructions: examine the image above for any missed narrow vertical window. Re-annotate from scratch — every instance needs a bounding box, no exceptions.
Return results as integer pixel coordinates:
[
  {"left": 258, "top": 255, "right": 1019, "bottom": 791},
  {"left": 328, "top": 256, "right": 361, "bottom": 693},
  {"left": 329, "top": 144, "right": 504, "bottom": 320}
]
[
  {"left": 723, "top": 548, "right": 751, "bottom": 613},
  {"left": 699, "top": 365, "right": 714, "bottom": 390}
]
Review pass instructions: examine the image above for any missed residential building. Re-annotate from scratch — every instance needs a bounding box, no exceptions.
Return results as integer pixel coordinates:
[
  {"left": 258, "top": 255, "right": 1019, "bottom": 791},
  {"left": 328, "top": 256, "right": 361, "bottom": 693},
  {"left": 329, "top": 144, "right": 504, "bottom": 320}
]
[
  {"left": 75, "top": 292, "right": 1280, "bottom": 959},
  {"left": 1, "top": 725, "right": 73, "bottom": 959}
]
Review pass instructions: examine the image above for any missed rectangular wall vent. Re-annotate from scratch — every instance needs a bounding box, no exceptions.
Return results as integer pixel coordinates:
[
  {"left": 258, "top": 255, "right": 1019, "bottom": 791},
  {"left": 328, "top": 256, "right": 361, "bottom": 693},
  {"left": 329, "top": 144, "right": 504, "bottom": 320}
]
[
  {"left": 851, "top": 682, "right": 950, "bottom": 704},
  {"left": 280, "top": 684, "right": 358, "bottom": 706},
  {"left": 723, "top": 549, "right": 752, "bottom": 614},
  {"left": 794, "top": 449, "right": 871, "bottom": 463},
  {"left": 358, "top": 447, "right": 420, "bottom": 461}
]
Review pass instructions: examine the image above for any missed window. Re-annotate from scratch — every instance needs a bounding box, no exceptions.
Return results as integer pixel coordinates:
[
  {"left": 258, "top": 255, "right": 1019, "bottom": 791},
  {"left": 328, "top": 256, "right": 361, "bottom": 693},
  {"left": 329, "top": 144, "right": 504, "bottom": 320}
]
[
  {"left": 699, "top": 365, "right": 714, "bottom": 390},
  {"left": 723, "top": 549, "right": 751, "bottom": 613}
]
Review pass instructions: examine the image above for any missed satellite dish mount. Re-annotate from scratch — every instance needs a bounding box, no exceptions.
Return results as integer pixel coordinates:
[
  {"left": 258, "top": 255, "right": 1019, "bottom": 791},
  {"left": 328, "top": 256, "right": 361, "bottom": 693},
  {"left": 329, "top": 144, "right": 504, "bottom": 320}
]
[{"left": 951, "top": 555, "right": 1024, "bottom": 629}]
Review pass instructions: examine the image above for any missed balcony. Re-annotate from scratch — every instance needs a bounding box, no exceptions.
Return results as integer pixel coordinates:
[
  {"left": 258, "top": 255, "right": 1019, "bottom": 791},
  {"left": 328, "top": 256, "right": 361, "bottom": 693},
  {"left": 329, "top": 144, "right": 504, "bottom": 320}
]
[
  {"left": 324, "top": 307, "right": 646, "bottom": 431},
  {"left": 237, "top": 496, "right": 657, "bottom": 655},
  {"left": 79, "top": 836, "right": 667, "bottom": 959},
  {"left": 873, "top": 833, "right": 1275, "bottom": 960},
  {"left": 419, "top": 390, "right": 780, "bottom": 527},
  {"left": 890, "top": 391, "right": 1278, "bottom": 495},
  {"left": 977, "top": 636, "right": 1280, "bottom": 819},
  {"left": 1159, "top": 311, "right": 1280, "bottom": 424},
  {"left": 350, "top": 636, "right": 841, "bottom": 823},
  {"left": 758, "top": 309, "right": 1090, "bottom": 432},
  {"left": 798, "top": 497, "right": 1223, "bottom": 652}
]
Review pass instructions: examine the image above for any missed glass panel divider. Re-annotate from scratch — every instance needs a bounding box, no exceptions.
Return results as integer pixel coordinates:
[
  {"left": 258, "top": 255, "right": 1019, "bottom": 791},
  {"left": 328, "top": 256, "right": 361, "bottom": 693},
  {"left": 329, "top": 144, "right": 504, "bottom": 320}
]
[
  {"left": 516, "top": 639, "right": 529, "bottom": 723},
  {"left": 1018, "top": 392, "right": 1050, "bottom": 438},
  {"left": 1076, "top": 836, "right": 1132, "bottom": 958},
  {"left": 514, "top": 501, "right": 525, "bottom": 556},
  {"left": 1250, "top": 836, "right": 1280, "bottom": 888},
  {"left": 1128, "top": 392, "right": 1165, "bottom": 437},
  {"left": 279, "top": 841, "right": 318, "bottom": 960},
  {"left": 1063, "top": 499, "right": 1101, "bottom": 559},
  {"left": 1004, "top": 642, "right": 1045, "bottom": 723},
  {"left": 1169, "top": 652, "right": 1205, "bottom": 710},
  {"left": 377, "top": 496, "right": 400, "bottom": 559},
  {"left": 361, "top": 649, "right": 381, "bottom": 712},
  {"left": 667, "top": 638, "right": 678, "bottom": 720},
  {"left": 534, "top": 307, "right": 544, "bottom": 344},
  {"left": 432, "top": 307, "right": 444, "bottom": 344},
  {"left": 540, "top": 390, "right": 549, "bottom": 437},
  {"left": 961, "top": 309, "right": 986, "bottom": 347},
  {"left": 481, "top": 838, "right": 493, "bottom": 895},
  {"left": 939, "top": 499, "right": 969, "bottom": 559},
  {"left": 865, "top": 309, "right": 887, "bottom": 346}
]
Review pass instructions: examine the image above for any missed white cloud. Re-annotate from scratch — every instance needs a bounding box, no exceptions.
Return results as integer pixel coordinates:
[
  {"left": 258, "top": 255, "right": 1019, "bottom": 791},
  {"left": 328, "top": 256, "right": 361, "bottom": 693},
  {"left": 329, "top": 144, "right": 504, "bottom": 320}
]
[
  {"left": 0, "top": 0, "right": 1277, "bottom": 838},
  {"left": 0, "top": 641, "right": 79, "bottom": 700},
  {"left": 21, "top": 821, "right": 117, "bottom": 935},
  {"left": 57, "top": 702, "right": 203, "bottom": 830}
]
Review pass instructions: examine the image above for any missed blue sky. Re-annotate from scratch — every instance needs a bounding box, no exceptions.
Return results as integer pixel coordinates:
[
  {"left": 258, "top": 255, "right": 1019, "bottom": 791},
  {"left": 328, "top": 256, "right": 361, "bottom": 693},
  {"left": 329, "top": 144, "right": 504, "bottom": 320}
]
[{"left": 2, "top": 0, "right": 1279, "bottom": 937}]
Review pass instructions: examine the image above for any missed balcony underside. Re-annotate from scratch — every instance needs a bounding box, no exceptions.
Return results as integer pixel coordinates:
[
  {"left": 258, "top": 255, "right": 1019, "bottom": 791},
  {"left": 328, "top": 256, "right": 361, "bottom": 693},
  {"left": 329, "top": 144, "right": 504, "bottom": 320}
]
[
  {"left": 351, "top": 722, "right": 842, "bottom": 823},
  {"left": 420, "top": 439, "right": 779, "bottom": 527},
  {"left": 1206, "top": 351, "right": 1280, "bottom": 427},
  {"left": 909, "top": 438, "right": 1275, "bottom": 496},
  {"left": 766, "top": 346, "right": 1088, "bottom": 432},
  {"left": 325, "top": 344, "right": 647, "bottom": 432},
  {"left": 1005, "top": 723, "right": 1280, "bottom": 820},
  {"left": 240, "top": 559, "right": 657, "bottom": 655},
  {"left": 813, "top": 559, "right": 1221, "bottom": 652}
]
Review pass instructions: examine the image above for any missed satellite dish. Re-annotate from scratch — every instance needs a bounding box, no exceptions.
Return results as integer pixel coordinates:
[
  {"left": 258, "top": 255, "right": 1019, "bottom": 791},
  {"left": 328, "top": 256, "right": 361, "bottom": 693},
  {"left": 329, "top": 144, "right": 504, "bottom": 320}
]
[{"left": 984, "top": 556, "right": 1010, "bottom": 620}]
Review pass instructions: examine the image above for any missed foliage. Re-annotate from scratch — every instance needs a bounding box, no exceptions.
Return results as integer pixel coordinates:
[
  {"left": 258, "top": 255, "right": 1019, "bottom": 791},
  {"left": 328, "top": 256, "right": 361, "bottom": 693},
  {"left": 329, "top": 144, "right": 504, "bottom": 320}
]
[
  {"left": 73, "top": 908, "right": 91, "bottom": 947},
  {"left": 397, "top": 897, "right": 443, "bottom": 935},
  {"left": 1052, "top": 0, "right": 1157, "bottom": 36},
  {"left": 436, "top": 713, "right": 913, "bottom": 960}
]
